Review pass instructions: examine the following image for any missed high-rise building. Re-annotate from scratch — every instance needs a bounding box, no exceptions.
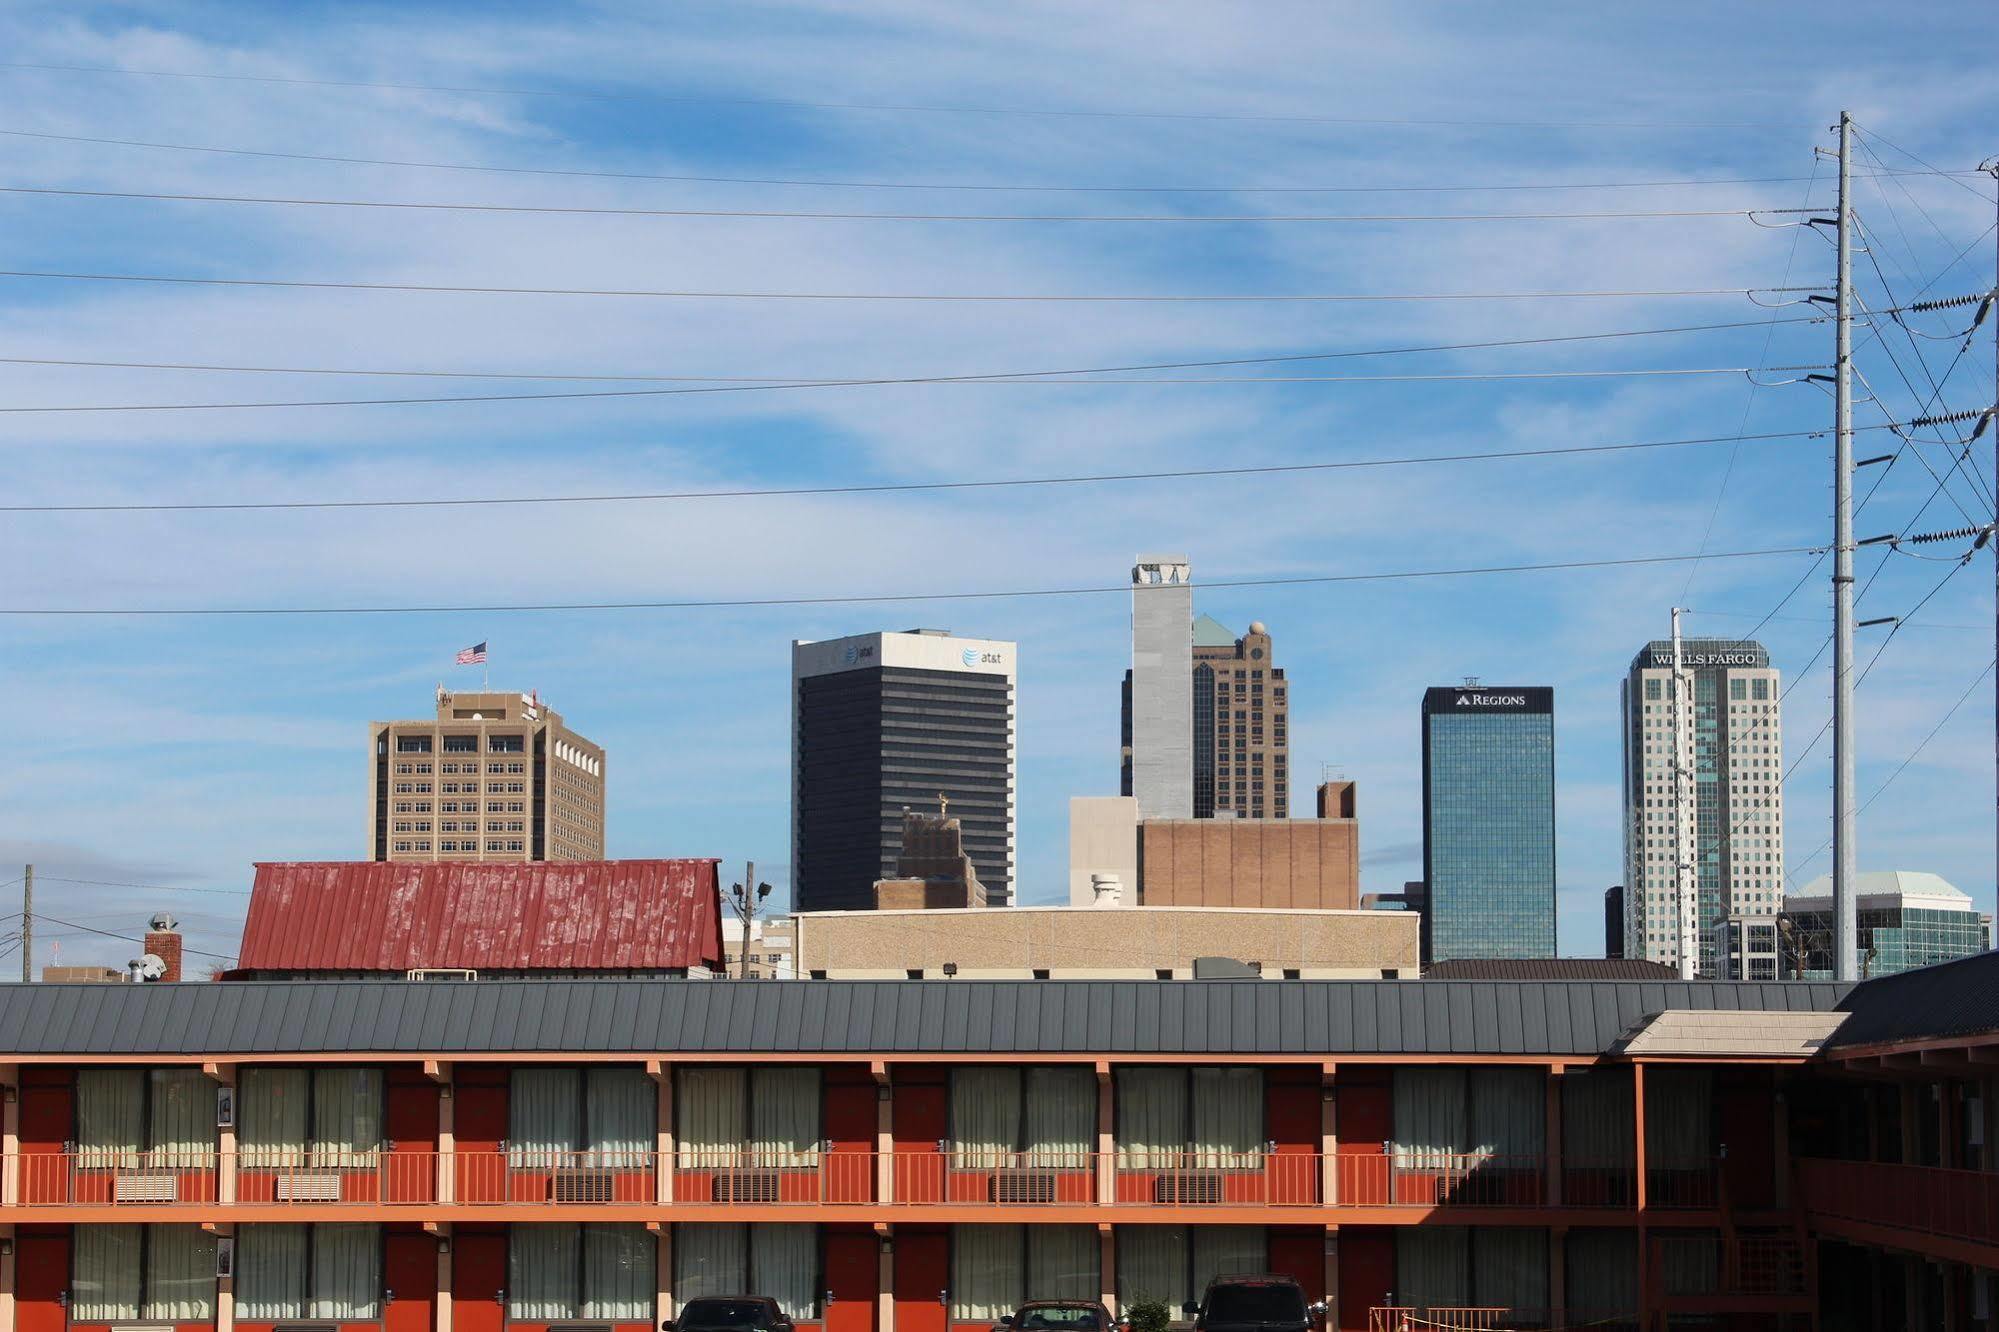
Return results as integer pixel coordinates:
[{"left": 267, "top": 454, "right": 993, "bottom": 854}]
[
  {"left": 368, "top": 689, "right": 604, "bottom": 862},
  {"left": 792, "top": 629, "right": 1016, "bottom": 912},
  {"left": 1604, "top": 885, "right": 1626, "bottom": 959},
  {"left": 1121, "top": 554, "right": 1193, "bottom": 819},
  {"left": 1620, "top": 638, "right": 1783, "bottom": 976},
  {"left": 1779, "top": 871, "right": 1990, "bottom": 978},
  {"left": 1420, "top": 685, "right": 1557, "bottom": 962},
  {"left": 1192, "top": 616, "right": 1290, "bottom": 818}
]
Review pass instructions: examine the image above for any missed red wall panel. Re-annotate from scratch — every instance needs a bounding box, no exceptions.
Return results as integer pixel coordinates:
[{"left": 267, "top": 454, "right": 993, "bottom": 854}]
[
  {"left": 451, "top": 1228, "right": 507, "bottom": 1332},
  {"left": 824, "top": 1226, "right": 880, "bottom": 1332},
  {"left": 1267, "top": 1227, "right": 1326, "bottom": 1307},
  {"left": 891, "top": 1227, "right": 949, "bottom": 1332},
  {"left": 1335, "top": 1229, "right": 1393, "bottom": 1332},
  {"left": 16, "top": 1230, "right": 67, "bottom": 1332},
  {"left": 1717, "top": 1067, "right": 1776, "bottom": 1209},
  {"left": 1336, "top": 1069, "right": 1392, "bottom": 1155}
]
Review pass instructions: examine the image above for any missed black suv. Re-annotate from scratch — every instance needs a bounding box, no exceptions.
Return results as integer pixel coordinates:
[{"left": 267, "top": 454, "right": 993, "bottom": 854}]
[
  {"left": 1181, "top": 1274, "right": 1323, "bottom": 1332},
  {"left": 666, "top": 1297, "right": 794, "bottom": 1332}
]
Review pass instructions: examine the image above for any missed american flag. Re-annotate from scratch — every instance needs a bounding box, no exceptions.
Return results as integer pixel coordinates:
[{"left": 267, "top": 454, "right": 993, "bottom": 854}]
[{"left": 455, "top": 642, "right": 488, "bottom": 665}]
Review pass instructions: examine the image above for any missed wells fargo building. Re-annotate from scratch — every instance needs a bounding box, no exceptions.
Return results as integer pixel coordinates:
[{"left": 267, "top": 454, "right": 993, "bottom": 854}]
[{"left": 0, "top": 965, "right": 1993, "bottom": 1332}]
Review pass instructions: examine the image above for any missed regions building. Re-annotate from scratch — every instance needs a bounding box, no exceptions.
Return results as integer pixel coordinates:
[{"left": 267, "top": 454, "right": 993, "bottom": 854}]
[
  {"left": 792, "top": 629, "right": 1016, "bottom": 911},
  {"left": 1420, "top": 684, "right": 1557, "bottom": 961},
  {"left": 1620, "top": 638, "right": 1783, "bottom": 976},
  {"left": 368, "top": 688, "right": 604, "bottom": 862},
  {"left": 18, "top": 961, "right": 1999, "bottom": 1330}
]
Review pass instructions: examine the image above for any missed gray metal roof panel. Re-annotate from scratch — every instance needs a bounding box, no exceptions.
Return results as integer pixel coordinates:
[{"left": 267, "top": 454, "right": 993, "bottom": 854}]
[{"left": 0, "top": 978, "right": 1855, "bottom": 1057}]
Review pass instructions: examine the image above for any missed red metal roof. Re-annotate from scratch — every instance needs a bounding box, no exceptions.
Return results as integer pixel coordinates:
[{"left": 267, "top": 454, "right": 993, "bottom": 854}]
[{"left": 235, "top": 860, "right": 723, "bottom": 975}]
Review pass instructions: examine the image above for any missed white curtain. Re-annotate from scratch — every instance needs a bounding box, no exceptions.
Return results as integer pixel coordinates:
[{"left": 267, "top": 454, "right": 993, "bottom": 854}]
[
  {"left": 1659, "top": 1234, "right": 1719, "bottom": 1296},
  {"left": 315, "top": 1069, "right": 384, "bottom": 1164},
  {"left": 953, "top": 1069, "right": 1022, "bottom": 1168},
  {"left": 752, "top": 1224, "right": 819, "bottom": 1319},
  {"left": 751, "top": 1068, "right": 822, "bottom": 1167},
  {"left": 1471, "top": 1228, "right": 1546, "bottom": 1313},
  {"left": 1394, "top": 1228, "right": 1468, "bottom": 1310},
  {"left": 583, "top": 1224, "right": 655, "bottom": 1320},
  {"left": 1028, "top": 1226, "right": 1097, "bottom": 1302},
  {"left": 77, "top": 1070, "right": 144, "bottom": 1168},
  {"left": 240, "top": 1069, "right": 309, "bottom": 1168},
  {"left": 1562, "top": 1069, "right": 1635, "bottom": 1166},
  {"left": 1191, "top": 1227, "right": 1265, "bottom": 1298},
  {"left": 952, "top": 1225, "right": 1024, "bottom": 1320},
  {"left": 236, "top": 1224, "right": 308, "bottom": 1319},
  {"left": 71, "top": 1223, "right": 142, "bottom": 1320},
  {"left": 589, "top": 1068, "right": 656, "bottom": 1168},
  {"left": 1646, "top": 1069, "right": 1714, "bottom": 1169},
  {"left": 1025, "top": 1068, "right": 1095, "bottom": 1168},
  {"left": 511, "top": 1069, "right": 583, "bottom": 1167},
  {"left": 1564, "top": 1229, "right": 1638, "bottom": 1320},
  {"left": 511, "top": 1223, "right": 582, "bottom": 1320},
  {"left": 1191, "top": 1069, "right": 1262, "bottom": 1169},
  {"left": 678, "top": 1068, "right": 748, "bottom": 1168},
  {"left": 312, "top": 1224, "right": 381, "bottom": 1319},
  {"left": 1468, "top": 1069, "right": 1545, "bottom": 1161},
  {"left": 674, "top": 1223, "right": 749, "bottom": 1301},
  {"left": 1392, "top": 1068, "right": 1467, "bottom": 1169},
  {"left": 1116, "top": 1226, "right": 1187, "bottom": 1313},
  {"left": 144, "top": 1225, "right": 217, "bottom": 1320},
  {"left": 151, "top": 1069, "right": 218, "bottom": 1167},
  {"left": 1117, "top": 1069, "right": 1187, "bottom": 1169}
]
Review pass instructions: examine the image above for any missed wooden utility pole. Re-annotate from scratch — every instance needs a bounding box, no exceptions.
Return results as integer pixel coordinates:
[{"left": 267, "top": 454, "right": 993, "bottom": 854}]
[{"left": 20, "top": 864, "right": 31, "bottom": 983}]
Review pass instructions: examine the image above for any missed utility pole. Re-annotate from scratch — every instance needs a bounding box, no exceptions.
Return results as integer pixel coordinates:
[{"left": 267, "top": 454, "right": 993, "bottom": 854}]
[
  {"left": 729, "top": 861, "right": 771, "bottom": 979},
  {"left": 1987, "top": 155, "right": 1999, "bottom": 928},
  {"left": 20, "top": 864, "right": 31, "bottom": 983},
  {"left": 1670, "top": 608, "right": 1698, "bottom": 980},
  {"left": 1832, "top": 110, "right": 1860, "bottom": 983}
]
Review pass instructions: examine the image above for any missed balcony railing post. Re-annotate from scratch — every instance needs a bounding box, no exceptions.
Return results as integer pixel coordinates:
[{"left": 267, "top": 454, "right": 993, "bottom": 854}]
[
  {"left": 1096, "top": 1062, "right": 1114, "bottom": 1206},
  {"left": 1321, "top": 1062, "right": 1338, "bottom": 1207},
  {"left": 213, "top": 1063, "right": 237, "bottom": 1206}
]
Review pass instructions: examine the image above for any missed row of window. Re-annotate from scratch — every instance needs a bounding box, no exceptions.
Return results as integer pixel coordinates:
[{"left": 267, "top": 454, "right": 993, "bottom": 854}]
[{"left": 396, "top": 736, "right": 528, "bottom": 755}]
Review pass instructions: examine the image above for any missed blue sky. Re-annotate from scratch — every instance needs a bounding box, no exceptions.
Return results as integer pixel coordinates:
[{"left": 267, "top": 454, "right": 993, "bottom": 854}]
[{"left": 1, "top": 2, "right": 1996, "bottom": 969}]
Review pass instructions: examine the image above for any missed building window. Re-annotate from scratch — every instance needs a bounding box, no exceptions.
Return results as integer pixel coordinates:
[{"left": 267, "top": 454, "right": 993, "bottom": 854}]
[
  {"left": 672, "top": 1223, "right": 815, "bottom": 1317},
  {"left": 1645, "top": 679, "right": 1662, "bottom": 701},
  {"left": 443, "top": 735, "right": 479, "bottom": 753},
  {"left": 510, "top": 1223, "right": 656, "bottom": 1321},
  {"left": 490, "top": 734, "right": 526, "bottom": 753},
  {"left": 1114, "top": 1067, "right": 1262, "bottom": 1168},
  {"left": 1752, "top": 678, "right": 1770, "bottom": 700},
  {"left": 951, "top": 1224, "right": 1096, "bottom": 1318},
  {"left": 236, "top": 1223, "right": 381, "bottom": 1320},
  {"left": 509, "top": 1067, "right": 654, "bottom": 1167},
  {"left": 948, "top": 1067, "right": 1093, "bottom": 1169},
  {"left": 1730, "top": 679, "right": 1747, "bottom": 701},
  {"left": 72, "top": 1224, "right": 216, "bottom": 1321},
  {"left": 78, "top": 1068, "right": 217, "bottom": 1168},
  {"left": 1115, "top": 1225, "right": 1268, "bottom": 1314},
  {"left": 396, "top": 736, "right": 432, "bottom": 753},
  {"left": 674, "top": 1067, "right": 821, "bottom": 1167}
]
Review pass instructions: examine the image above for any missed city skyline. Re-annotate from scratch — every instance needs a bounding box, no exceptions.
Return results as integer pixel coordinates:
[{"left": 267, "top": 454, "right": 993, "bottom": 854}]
[{"left": 2, "top": 4, "right": 1993, "bottom": 970}]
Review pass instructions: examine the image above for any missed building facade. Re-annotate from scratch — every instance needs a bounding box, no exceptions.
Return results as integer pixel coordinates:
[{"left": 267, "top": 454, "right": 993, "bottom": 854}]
[
  {"left": 1191, "top": 617, "right": 1290, "bottom": 819},
  {"left": 367, "top": 690, "right": 604, "bottom": 863},
  {"left": 721, "top": 916, "right": 796, "bottom": 980},
  {"left": 1122, "top": 555, "right": 1193, "bottom": 821},
  {"left": 1620, "top": 639, "right": 1783, "bottom": 976},
  {"left": 1604, "top": 885, "right": 1626, "bottom": 960},
  {"left": 1420, "top": 685, "right": 1557, "bottom": 962},
  {"left": 792, "top": 630, "right": 1017, "bottom": 912},
  {"left": 5, "top": 969, "right": 1949, "bottom": 1332},
  {"left": 1781, "top": 870, "right": 1991, "bottom": 979}
]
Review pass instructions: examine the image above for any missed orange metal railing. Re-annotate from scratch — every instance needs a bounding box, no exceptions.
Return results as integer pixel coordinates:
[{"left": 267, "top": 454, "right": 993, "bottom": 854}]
[{"left": 1799, "top": 1156, "right": 1999, "bottom": 1249}]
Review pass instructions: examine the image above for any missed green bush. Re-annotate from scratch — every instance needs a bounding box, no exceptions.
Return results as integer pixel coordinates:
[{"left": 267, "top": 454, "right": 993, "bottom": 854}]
[{"left": 1124, "top": 1300, "right": 1173, "bottom": 1332}]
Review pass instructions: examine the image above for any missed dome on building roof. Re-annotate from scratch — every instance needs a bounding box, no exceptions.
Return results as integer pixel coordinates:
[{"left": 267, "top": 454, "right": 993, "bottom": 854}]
[{"left": 1248, "top": 620, "right": 1267, "bottom": 635}]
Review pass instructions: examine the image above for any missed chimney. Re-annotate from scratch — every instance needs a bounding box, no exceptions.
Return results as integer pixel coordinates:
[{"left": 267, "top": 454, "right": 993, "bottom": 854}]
[{"left": 144, "top": 913, "right": 183, "bottom": 983}]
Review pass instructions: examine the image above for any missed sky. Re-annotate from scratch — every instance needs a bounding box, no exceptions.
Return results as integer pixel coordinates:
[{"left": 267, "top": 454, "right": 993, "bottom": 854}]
[{"left": 0, "top": 1, "right": 1996, "bottom": 971}]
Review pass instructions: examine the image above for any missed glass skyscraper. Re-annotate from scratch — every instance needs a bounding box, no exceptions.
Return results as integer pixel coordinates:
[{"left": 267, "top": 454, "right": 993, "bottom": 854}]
[{"left": 1421, "top": 685, "right": 1557, "bottom": 961}]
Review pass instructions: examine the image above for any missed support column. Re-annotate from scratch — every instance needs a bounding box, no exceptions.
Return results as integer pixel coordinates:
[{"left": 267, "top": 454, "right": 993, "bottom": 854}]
[
  {"left": 1545, "top": 1064, "right": 1564, "bottom": 1206},
  {"left": 1, "top": 1225, "right": 17, "bottom": 1332},
  {"left": 653, "top": 1061, "right": 675, "bottom": 1204},
  {"left": 875, "top": 1063, "right": 894, "bottom": 1204},
  {"left": 434, "top": 1062, "right": 455, "bottom": 1205},
  {"left": 1098, "top": 1224, "right": 1116, "bottom": 1312},
  {"left": 215, "top": 1225, "right": 235, "bottom": 1332},
  {"left": 212, "top": 1063, "right": 237, "bottom": 1205},
  {"left": 877, "top": 1227, "right": 896, "bottom": 1332},
  {"left": 656, "top": 1223, "right": 672, "bottom": 1324},
  {"left": 1321, "top": 1228, "right": 1337, "bottom": 1332},
  {"left": 1772, "top": 1080, "right": 1791, "bottom": 1208},
  {"left": 1986, "top": 1074, "right": 1999, "bottom": 1172},
  {"left": 1320, "top": 1063, "right": 1338, "bottom": 1207},
  {"left": 2, "top": 1069, "right": 19, "bottom": 1208},
  {"left": 1096, "top": 1062, "right": 1114, "bottom": 1205},
  {"left": 1940, "top": 1080, "right": 1958, "bottom": 1170},
  {"left": 436, "top": 1230, "right": 453, "bottom": 1332},
  {"left": 1633, "top": 1062, "right": 1649, "bottom": 1212},
  {"left": 1900, "top": 1082, "right": 1920, "bottom": 1165},
  {"left": 1549, "top": 1228, "right": 1566, "bottom": 1332}
]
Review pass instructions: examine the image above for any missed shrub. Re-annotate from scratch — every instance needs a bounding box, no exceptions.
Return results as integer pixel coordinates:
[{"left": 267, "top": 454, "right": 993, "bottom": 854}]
[{"left": 1124, "top": 1300, "right": 1173, "bottom": 1332}]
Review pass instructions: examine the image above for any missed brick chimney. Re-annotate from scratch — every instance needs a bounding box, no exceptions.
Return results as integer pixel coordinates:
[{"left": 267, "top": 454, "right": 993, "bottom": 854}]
[{"left": 143, "top": 915, "right": 183, "bottom": 983}]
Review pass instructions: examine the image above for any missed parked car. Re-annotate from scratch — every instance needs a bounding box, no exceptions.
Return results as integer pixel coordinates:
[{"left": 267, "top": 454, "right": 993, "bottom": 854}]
[
  {"left": 997, "top": 1300, "right": 1120, "bottom": 1332},
  {"left": 1181, "top": 1274, "right": 1324, "bottom": 1332},
  {"left": 666, "top": 1296, "right": 795, "bottom": 1332}
]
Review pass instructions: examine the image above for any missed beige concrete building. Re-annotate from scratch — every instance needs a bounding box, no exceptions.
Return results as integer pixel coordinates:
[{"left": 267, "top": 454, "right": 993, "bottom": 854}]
[
  {"left": 721, "top": 916, "right": 795, "bottom": 980},
  {"left": 368, "top": 688, "right": 605, "bottom": 862},
  {"left": 793, "top": 904, "right": 1416, "bottom": 979},
  {"left": 1067, "top": 795, "right": 1140, "bottom": 906},
  {"left": 1192, "top": 616, "right": 1290, "bottom": 817}
]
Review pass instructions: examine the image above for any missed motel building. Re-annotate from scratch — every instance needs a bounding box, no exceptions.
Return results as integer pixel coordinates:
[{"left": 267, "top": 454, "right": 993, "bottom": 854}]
[{"left": 0, "top": 961, "right": 1993, "bottom": 1332}]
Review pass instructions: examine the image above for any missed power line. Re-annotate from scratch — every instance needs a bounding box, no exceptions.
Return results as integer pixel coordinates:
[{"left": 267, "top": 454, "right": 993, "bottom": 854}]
[
  {"left": 0, "top": 183, "right": 1796, "bottom": 224},
  {"left": 0, "top": 366, "right": 1806, "bottom": 416},
  {"left": 0, "top": 424, "right": 1873, "bottom": 515},
  {"left": 0, "top": 62, "right": 1802, "bottom": 131},
  {"left": 0, "top": 312, "right": 1831, "bottom": 382},
  {"left": 1853, "top": 123, "right": 1999, "bottom": 203},
  {"left": 3, "top": 128, "right": 1974, "bottom": 196},
  {"left": 31, "top": 876, "right": 250, "bottom": 897},
  {"left": 25, "top": 910, "right": 236, "bottom": 962},
  {"left": 0, "top": 545, "right": 1820, "bottom": 617},
  {"left": 0, "top": 268, "right": 1824, "bottom": 303}
]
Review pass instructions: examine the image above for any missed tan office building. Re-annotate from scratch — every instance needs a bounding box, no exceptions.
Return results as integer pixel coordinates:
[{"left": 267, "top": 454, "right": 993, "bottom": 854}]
[
  {"left": 368, "top": 689, "right": 605, "bottom": 862},
  {"left": 1193, "top": 616, "right": 1290, "bottom": 818}
]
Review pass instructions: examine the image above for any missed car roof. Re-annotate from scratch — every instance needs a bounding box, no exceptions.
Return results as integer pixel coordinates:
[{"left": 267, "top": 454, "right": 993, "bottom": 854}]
[{"left": 1020, "top": 1302, "right": 1107, "bottom": 1309}]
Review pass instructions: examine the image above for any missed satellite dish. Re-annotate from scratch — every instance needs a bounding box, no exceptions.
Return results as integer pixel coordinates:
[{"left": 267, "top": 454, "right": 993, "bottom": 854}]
[
  {"left": 135, "top": 954, "right": 168, "bottom": 982},
  {"left": 149, "top": 912, "right": 179, "bottom": 932}
]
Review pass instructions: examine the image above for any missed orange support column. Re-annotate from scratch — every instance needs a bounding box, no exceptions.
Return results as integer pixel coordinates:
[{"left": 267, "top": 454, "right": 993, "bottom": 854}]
[
  {"left": 430, "top": 1061, "right": 454, "bottom": 1205},
  {"left": 1, "top": 1224, "right": 16, "bottom": 1332},
  {"left": 654, "top": 1223, "right": 672, "bottom": 1324},
  {"left": 1097, "top": 1062, "right": 1114, "bottom": 1205},
  {"left": 1321, "top": 1063, "right": 1338, "bottom": 1207},
  {"left": 1545, "top": 1065, "right": 1563, "bottom": 1207},
  {"left": 1098, "top": 1224, "right": 1115, "bottom": 1311},
  {"left": 651, "top": 1061, "right": 674, "bottom": 1204},
  {"left": 877, "top": 1226, "right": 896, "bottom": 1332},
  {"left": 1633, "top": 1062, "right": 1649, "bottom": 1212},
  {"left": 436, "top": 1230, "right": 453, "bottom": 1332},
  {"left": 1, "top": 1067, "right": 18, "bottom": 1208},
  {"left": 211, "top": 1063, "right": 237, "bottom": 1205},
  {"left": 875, "top": 1063, "right": 894, "bottom": 1204}
]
